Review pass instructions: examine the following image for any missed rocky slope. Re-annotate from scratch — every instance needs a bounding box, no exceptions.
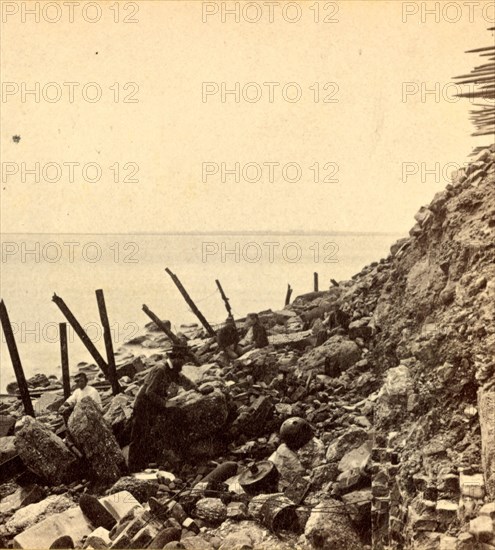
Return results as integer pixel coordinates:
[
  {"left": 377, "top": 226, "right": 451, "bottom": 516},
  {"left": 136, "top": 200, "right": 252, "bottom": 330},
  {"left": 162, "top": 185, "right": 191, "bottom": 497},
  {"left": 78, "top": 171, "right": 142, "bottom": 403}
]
[{"left": 0, "top": 145, "right": 493, "bottom": 549}]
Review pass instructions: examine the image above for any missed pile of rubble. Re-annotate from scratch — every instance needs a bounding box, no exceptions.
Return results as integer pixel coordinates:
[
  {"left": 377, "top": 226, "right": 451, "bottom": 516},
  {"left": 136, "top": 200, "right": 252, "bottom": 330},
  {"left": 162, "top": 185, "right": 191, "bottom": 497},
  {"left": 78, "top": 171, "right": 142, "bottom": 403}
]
[{"left": 0, "top": 145, "right": 494, "bottom": 549}]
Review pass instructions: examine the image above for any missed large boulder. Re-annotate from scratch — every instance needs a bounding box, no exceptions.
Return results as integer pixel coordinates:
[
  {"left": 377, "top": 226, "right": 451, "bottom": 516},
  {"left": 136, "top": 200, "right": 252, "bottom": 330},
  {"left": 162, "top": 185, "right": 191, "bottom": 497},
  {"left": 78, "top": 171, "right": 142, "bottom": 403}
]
[
  {"left": 304, "top": 498, "right": 363, "bottom": 549},
  {"left": 68, "top": 397, "right": 126, "bottom": 485},
  {"left": 298, "top": 335, "right": 361, "bottom": 373},
  {"left": 15, "top": 417, "right": 77, "bottom": 484},
  {"left": 165, "top": 389, "right": 229, "bottom": 440}
]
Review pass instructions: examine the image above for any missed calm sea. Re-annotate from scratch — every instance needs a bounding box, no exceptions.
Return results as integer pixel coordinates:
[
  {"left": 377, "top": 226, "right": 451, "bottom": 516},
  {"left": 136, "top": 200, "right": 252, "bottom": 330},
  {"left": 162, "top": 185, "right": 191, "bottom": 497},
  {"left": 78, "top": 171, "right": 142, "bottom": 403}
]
[{"left": 0, "top": 232, "right": 400, "bottom": 392}]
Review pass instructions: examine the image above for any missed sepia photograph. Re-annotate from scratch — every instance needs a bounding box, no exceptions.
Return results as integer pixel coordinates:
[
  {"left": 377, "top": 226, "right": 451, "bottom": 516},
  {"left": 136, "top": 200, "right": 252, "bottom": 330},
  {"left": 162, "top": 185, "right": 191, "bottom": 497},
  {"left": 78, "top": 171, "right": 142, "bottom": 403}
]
[{"left": 0, "top": 1, "right": 494, "bottom": 548}]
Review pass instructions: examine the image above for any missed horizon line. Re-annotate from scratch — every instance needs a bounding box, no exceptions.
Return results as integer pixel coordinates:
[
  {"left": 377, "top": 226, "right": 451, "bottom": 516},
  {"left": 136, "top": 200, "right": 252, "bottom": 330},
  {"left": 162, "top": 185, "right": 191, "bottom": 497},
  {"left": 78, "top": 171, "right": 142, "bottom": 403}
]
[{"left": 0, "top": 230, "right": 404, "bottom": 237}]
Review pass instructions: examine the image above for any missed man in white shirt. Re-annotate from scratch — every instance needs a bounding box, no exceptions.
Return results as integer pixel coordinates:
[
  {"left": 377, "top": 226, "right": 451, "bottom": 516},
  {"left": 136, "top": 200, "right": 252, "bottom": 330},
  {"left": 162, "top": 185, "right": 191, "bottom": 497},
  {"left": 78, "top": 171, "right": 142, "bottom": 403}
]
[{"left": 59, "top": 373, "right": 102, "bottom": 421}]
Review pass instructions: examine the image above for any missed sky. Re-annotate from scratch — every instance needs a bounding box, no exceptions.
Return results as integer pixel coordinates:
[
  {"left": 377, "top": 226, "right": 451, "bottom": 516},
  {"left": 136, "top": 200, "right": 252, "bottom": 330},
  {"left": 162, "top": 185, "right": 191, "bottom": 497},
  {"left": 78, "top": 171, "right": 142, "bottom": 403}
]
[{"left": 1, "top": 0, "right": 493, "bottom": 236}]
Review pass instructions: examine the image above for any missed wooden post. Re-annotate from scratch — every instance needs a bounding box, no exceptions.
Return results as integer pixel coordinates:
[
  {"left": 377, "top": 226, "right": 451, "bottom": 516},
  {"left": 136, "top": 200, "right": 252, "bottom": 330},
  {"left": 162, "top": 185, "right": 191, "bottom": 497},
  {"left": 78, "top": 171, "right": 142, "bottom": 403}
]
[
  {"left": 142, "top": 304, "right": 199, "bottom": 364},
  {"left": 95, "top": 289, "right": 120, "bottom": 395},
  {"left": 0, "top": 300, "right": 35, "bottom": 417},
  {"left": 59, "top": 322, "right": 71, "bottom": 400},
  {"left": 215, "top": 279, "right": 233, "bottom": 318},
  {"left": 285, "top": 284, "right": 293, "bottom": 307},
  {"left": 314, "top": 272, "right": 319, "bottom": 292},
  {"left": 142, "top": 304, "right": 181, "bottom": 346},
  {"left": 52, "top": 293, "right": 110, "bottom": 379},
  {"left": 165, "top": 268, "right": 216, "bottom": 337},
  {"left": 330, "top": 279, "right": 340, "bottom": 287}
]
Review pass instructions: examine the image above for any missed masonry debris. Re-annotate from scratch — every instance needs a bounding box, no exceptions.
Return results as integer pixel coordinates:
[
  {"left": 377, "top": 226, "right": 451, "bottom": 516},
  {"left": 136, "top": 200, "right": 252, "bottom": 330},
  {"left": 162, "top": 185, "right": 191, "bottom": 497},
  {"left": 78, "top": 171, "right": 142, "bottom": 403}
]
[{"left": 0, "top": 145, "right": 494, "bottom": 549}]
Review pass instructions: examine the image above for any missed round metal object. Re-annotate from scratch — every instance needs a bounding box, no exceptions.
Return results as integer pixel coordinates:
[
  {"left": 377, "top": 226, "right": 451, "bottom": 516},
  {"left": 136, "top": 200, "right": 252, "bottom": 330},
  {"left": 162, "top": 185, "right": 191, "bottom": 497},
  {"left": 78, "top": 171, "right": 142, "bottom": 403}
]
[
  {"left": 279, "top": 417, "right": 313, "bottom": 450},
  {"left": 260, "top": 495, "right": 299, "bottom": 533},
  {"left": 238, "top": 461, "right": 279, "bottom": 495}
]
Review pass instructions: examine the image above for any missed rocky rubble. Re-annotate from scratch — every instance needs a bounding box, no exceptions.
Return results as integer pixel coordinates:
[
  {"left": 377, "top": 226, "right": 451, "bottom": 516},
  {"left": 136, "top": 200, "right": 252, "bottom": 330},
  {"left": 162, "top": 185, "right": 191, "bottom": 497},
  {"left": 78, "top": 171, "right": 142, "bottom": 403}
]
[{"left": 0, "top": 145, "right": 494, "bottom": 549}]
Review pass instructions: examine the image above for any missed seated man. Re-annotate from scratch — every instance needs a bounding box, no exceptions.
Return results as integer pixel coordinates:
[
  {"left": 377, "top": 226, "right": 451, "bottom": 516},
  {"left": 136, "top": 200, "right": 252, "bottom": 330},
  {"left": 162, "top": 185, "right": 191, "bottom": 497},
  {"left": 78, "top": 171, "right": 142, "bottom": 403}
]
[
  {"left": 238, "top": 313, "right": 269, "bottom": 354},
  {"left": 128, "top": 348, "right": 197, "bottom": 472},
  {"left": 216, "top": 315, "right": 240, "bottom": 359},
  {"left": 59, "top": 372, "right": 102, "bottom": 422}
]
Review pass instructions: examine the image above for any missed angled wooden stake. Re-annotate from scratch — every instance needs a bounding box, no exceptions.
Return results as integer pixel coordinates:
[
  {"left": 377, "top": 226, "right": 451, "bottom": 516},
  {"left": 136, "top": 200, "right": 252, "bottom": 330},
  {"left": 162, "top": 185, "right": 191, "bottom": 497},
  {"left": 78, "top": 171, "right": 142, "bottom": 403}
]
[
  {"left": 165, "top": 268, "right": 216, "bottom": 337},
  {"left": 142, "top": 304, "right": 181, "bottom": 346},
  {"left": 215, "top": 279, "right": 233, "bottom": 318},
  {"left": 52, "top": 293, "right": 110, "bottom": 379},
  {"left": 142, "top": 304, "right": 199, "bottom": 364},
  {"left": 0, "top": 300, "right": 35, "bottom": 416}
]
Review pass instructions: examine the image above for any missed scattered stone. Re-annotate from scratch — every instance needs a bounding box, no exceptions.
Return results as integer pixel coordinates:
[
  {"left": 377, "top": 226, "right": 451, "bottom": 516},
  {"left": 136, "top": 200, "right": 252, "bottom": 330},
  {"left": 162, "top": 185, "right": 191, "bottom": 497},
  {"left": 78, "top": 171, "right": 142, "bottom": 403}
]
[
  {"left": 83, "top": 527, "right": 111, "bottom": 549},
  {"left": 460, "top": 473, "right": 485, "bottom": 499},
  {"left": 79, "top": 494, "right": 117, "bottom": 530},
  {"left": 99, "top": 491, "right": 143, "bottom": 524},
  {"left": 469, "top": 515, "right": 493, "bottom": 542},
  {"left": 0, "top": 414, "right": 16, "bottom": 436},
  {"left": 479, "top": 502, "right": 495, "bottom": 520},
  {"left": 268, "top": 443, "right": 305, "bottom": 483},
  {"left": 106, "top": 476, "right": 158, "bottom": 503},
  {"left": 226, "top": 502, "right": 248, "bottom": 520},
  {"left": 338, "top": 440, "right": 372, "bottom": 472},
  {"left": 0, "top": 435, "right": 17, "bottom": 462},
  {"left": 194, "top": 498, "right": 227, "bottom": 525},
  {"left": 147, "top": 527, "right": 181, "bottom": 549},
  {"left": 49, "top": 535, "right": 74, "bottom": 549},
  {"left": 0, "top": 485, "right": 45, "bottom": 515},
  {"left": 326, "top": 429, "right": 369, "bottom": 463},
  {"left": 33, "top": 392, "right": 65, "bottom": 415},
  {"left": 180, "top": 536, "right": 215, "bottom": 550}
]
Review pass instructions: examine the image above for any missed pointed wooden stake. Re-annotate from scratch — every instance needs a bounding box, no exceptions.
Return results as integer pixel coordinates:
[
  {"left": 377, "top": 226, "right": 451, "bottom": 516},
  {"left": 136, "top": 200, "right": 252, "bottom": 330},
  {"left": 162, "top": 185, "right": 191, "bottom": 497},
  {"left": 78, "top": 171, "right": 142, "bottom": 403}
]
[
  {"left": 285, "top": 284, "right": 293, "bottom": 307},
  {"left": 142, "top": 304, "right": 181, "bottom": 346},
  {"left": 0, "top": 300, "right": 35, "bottom": 416},
  {"left": 59, "top": 322, "right": 71, "bottom": 400},
  {"left": 95, "top": 289, "right": 120, "bottom": 395},
  {"left": 165, "top": 268, "right": 216, "bottom": 337},
  {"left": 52, "top": 293, "right": 110, "bottom": 379},
  {"left": 142, "top": 304, "right": 199, "bottom": 364},
  {"left": 215, "top": 279, "right": 233, "bottom": 318}
]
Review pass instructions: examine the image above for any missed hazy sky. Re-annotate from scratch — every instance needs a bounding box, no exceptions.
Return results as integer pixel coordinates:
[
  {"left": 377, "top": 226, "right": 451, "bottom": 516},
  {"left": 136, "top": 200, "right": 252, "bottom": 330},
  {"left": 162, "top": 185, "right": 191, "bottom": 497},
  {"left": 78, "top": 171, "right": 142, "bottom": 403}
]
[{"left": 1, "top": 0, "right": 493, "bottom": 235}]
